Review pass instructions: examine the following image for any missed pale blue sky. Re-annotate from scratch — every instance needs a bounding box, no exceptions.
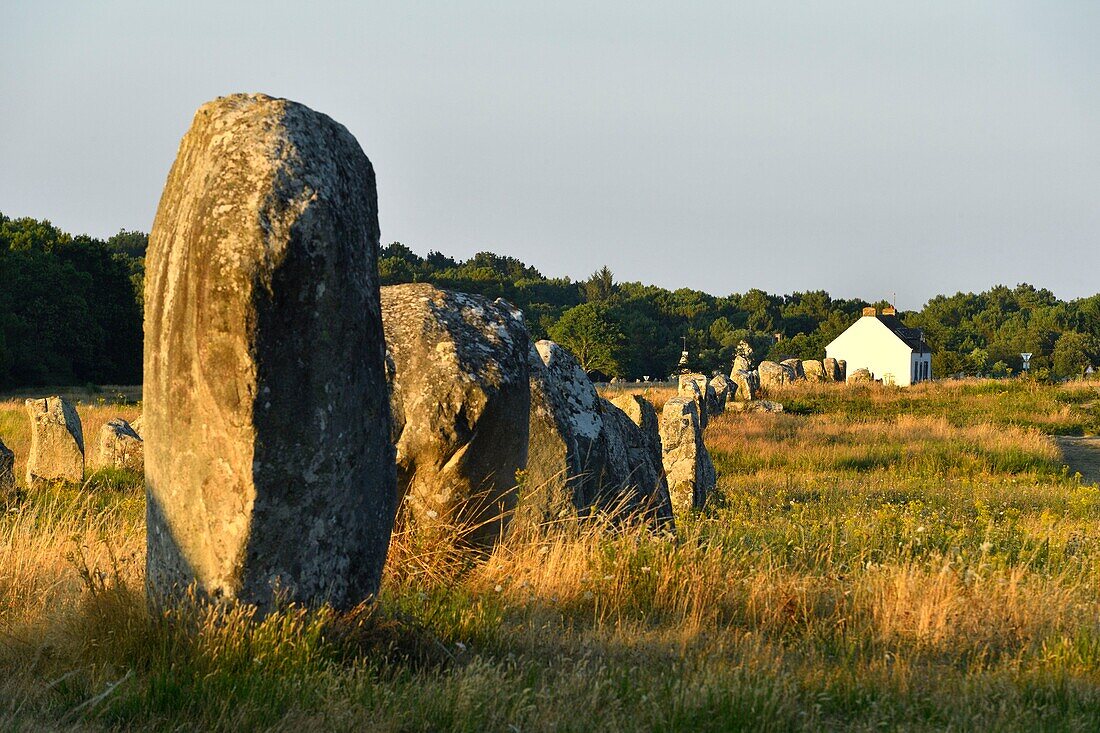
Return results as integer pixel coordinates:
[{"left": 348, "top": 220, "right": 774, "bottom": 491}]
[{"left": 3, "top": 1, "right": 1098, "bottom": 306}]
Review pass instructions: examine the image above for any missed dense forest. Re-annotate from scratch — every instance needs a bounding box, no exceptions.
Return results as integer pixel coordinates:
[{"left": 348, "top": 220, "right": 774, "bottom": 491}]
[{"left": 0, "top": 212, "right": 1096, "bottom": 389}]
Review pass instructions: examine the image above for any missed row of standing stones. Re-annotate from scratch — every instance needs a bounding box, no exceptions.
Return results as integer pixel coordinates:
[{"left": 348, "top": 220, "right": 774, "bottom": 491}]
[
  {"left": 0, "top": 396, "right": 143, "bottom": 497},
  {"left": 120, "top": 93, "right": 721, "bottom": 615}
]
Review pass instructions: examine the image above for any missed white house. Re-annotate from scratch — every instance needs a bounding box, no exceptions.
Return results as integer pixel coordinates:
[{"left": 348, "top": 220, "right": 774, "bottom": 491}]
[{"left": 826, "top": 307, "right": 932, "bottom": 386}]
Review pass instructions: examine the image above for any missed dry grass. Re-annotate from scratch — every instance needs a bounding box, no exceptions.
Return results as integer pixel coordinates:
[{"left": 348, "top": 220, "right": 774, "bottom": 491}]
[{"left": 2, "top": 381, "right": 1100, "bottom": 730}]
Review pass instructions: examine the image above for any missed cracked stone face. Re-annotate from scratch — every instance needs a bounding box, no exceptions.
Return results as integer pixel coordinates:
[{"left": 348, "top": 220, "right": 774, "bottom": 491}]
[
  {"left": 144, "top": 93, "right": 395, "bottom": 612},
  {"left": 659, "top": 397, "right": 715, "bottom": 512},
  {"left": 382, "top": 283, "right": 530, "bottom": 547},
  {"left": 25, "top": 396, "right": 84, "bottom": 486}
]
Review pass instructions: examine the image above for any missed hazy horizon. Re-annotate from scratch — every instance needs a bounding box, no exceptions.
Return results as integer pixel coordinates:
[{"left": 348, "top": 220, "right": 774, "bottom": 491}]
[{"left": 3, "top": 1, "right": 1098, "bottom": 309}]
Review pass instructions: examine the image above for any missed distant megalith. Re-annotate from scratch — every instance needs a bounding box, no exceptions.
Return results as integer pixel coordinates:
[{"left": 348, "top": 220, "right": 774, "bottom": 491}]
[
  {"left": 609, "top": 393, "right": 674, "bottom": 528},
  {"left": 94, "top": 418, "right": 143, "bottom": 472},
  {"left": 0, "top": 440, "right": 15, "bottom": 498},
  {"left": 520, "top": 339, "right": 607, "bottom": 530},
  {"left": 597, "top": 398, "right": 674, "bottom": 523},
  {"left": 823, "top": 358, "right": 842, "bottom": 382},
  {"left": 781, "top": 359, "right": 805, "bottom": 381},
  {"left": 838, "top": 360, "right": 848, "bottom": 381},
  {"left": 677, "top": 373, "right": 711, "bottom": 428},
  {"left": 732, "top": 355, "right": 752, "bottom": 375},
  {"left": 25, "top": 397, "right": 84, "bottom": 486},
  {"left": 382, "top": 283, "right": 530, "bottom": 546},
  {"left": 144, "top": 94, "right": 396, "bottom": 612},
  {"left": 802, "top": 360, "right": 826, "bottom": 382},
  {"left": 757, "top": 361, "right": 788, "bottom": 390},
  {"left": 660, "top": 397, "right": 715, "bottom": 511},
  {"left": 726, "top": 399, "right": 785, "bottom": 414},
  {"left": 730, "top": 370, "right": 759, "bottom": 401},
  {"left": 848, "top": 367, "right": 874, "bottom": 384},
  {"left": 708, "top": 374, "right": 731, "bottom": 413}
]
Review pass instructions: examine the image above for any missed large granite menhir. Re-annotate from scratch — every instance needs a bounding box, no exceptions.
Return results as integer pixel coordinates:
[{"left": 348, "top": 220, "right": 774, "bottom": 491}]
[
  {"left": 382, "top": 283, "right": 530, "bottom": 547},
  {"left": 144, "top": 94, "right": 396, "bottom": 612}
]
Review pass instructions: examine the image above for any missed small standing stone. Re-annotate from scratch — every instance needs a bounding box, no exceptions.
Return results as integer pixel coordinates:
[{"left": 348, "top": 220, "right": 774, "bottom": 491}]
[
  {"left": 758, "top": 361, "right": 788, "bottom": 390},
  {"left": 781, "top": 359, "right": 805, "bottom": 381},
  {"left": 803, "top": 360, "right": 827, "bottom": 382},
  {"left": 660, "top": 397, "right": 715, "bottom": 511},
  {"left": 730, "top": 370, "right": 759, "bottom": 401},
  {"left": 0, "top": 440, "right": 15, "bottom": 498},
  {"left": 25, "top": 396, "right": 84, "bottom": 486},
  {"left": 849, "top": 367, "right": 874, "bottom": 383},
  {"left": 95, "top": 418, "right": 144, "bottom": 472},
  {"left": 709, "top": 374, "right": 731, "bottom": 412}
]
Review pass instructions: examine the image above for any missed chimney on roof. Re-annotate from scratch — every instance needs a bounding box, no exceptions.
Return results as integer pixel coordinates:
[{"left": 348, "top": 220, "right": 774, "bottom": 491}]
[
  {"left": 862, "top": 306, "right": 877, "bottom": 317},
  {"left": 882, "top": 306, "right": 896, "bottom": 316}
]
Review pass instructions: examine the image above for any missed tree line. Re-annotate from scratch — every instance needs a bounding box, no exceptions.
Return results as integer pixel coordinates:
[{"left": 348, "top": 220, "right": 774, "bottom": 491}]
[
  {"left": 379, "top": 243, "right": 1099, "bottom": 381},
  {"left": 0, "top": 213, "right": 1095, "bottom": 389}
]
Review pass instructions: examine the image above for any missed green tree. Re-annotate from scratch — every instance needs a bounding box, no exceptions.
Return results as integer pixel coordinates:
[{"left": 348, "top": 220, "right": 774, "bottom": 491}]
[
  {"left": 548, "top": 303, "right": 623, "bottom": 376},
  {"left": 1052, "top": 332, "right": 1097, "bottom": 378},
  {"left": 583, "top": 266, "right": 615, "bottom": 303}
]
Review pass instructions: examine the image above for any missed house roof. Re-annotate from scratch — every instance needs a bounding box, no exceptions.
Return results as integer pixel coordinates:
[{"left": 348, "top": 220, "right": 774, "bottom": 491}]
[{"left": 875, "top": 314, "right": 928, "bottom": 352}]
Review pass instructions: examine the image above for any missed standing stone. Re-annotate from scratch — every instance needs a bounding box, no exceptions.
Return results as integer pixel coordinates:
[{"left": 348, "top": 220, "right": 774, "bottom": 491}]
[
  {"left": 732, "top": 355, "right": 752, "bottom": 375},
  {"left": 660, "top": 397, "right": 716, "bottom": 511},
  {"left": 709, "top": 374, "right": 731, "bottom": 412},
  {"left": 838, "top": 360, "right": 848, "bottom": 381},
  {"left": 823, "top": 358, "right": 842, "bottom": 382},
  {"left": 803, "top": 360, "right": 827, "bottom": 382},
  {"left": 521, "top": 339, "right": 607, "bottom": 530},
  {"left": 730, "top": 370, "right": 759, "bottom": 401},
  {"left": 0, "top": 440, "right": 15, "bottom": 498},
  {"left": 781, "top": 359, "right": 805, "bottom": 381},
  {"left": 94, "top": 418, "right": 144, "bottom": 472},
  {"left": 677, "top": 373, "right": 712, "bottom": 428},
  {"left": 849, "top": 367, "right": 874, "bottom": 384},
  {"left": 608, "top": 393, "right": 674, "bottom": 528},
  {"left": 25, "top": 397, "right": 84, "bottom": 486},
  {"left": 144, "top": 94, "right": 395, "bottom": 612},
  {"left": 597, "top": 398, "right": 673, "bottom": 524},
  {"left": 382, "top": 284, "right": 530, "bottom": 547},
  {"left": 758, "top": 361, "right": 789, "bottom": 390}
]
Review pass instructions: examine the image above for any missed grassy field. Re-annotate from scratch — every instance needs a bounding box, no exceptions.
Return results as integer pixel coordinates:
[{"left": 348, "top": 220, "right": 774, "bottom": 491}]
[{"left": 2, "top": 379, "right": 1100, "bottom": 731}]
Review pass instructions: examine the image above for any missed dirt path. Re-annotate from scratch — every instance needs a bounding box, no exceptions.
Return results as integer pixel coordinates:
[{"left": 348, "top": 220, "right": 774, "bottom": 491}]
[{"left": 1055, "top": 436, "right": 1100, "bottom": 486}]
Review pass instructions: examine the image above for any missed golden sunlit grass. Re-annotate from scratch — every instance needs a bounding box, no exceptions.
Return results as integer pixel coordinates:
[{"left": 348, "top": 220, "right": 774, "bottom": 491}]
[{"left": 2, "top": 380, "right": 1100, "bottom": 730}]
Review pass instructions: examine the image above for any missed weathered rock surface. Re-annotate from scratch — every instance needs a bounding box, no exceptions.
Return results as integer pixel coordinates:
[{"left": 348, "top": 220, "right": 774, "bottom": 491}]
[
  {"left": 823, "top": 358, "right": 842, "bottom": 382},
  {"left": 732, "top": 355, "right": 752, "bottom": 375},
  {"left": 726, "top": 399, "right": 785, "bottom": 414},
  {"left": 709, "top": 374, "right": 731, "bottom": 412},
  {"left": 144, "top": 94, "right": 396, "bottom": 611},
  {"left": 129, "top": 415, "right": 144, "bottom": 438},
  {"left": 660, "top": 397, "right": 715, "bottom": 511},
  {"left": 677, "top": 373, "right": 711, "bottom": 428},
  {"left": 730, "top": 370, "right": 759, "bottom": 401},
  {"left": 849, "top": 367, "right": 874, "bottom": 383},
  {"left": 838, "top": 360, "right": 848, "bottom": 381},
  {"left": 757, "top": 361, "right": 788, "bottom": 390},
  {"left": 521, "top": 339, "right": 606, "bottom": 529},
  {"left": 95, "top": 418, "right": 144, "bottom": 471},
  {"left": 0, "top": 440, "right": 15, "bottom": 498},
  {"left": 781, "top": 359, "right": 805, "bottom": 381},
  {"left": 25, "top": 397, "right": 84, "bottom": 486},
  {"left": 383, "top": 283, "right": 530, "bottom": 546},
  {"left": 608, "top": 393, "right": 674, "bottom": 528},
  {"left": 597, "top": 398, "right": 673, "bottom": 523},
  {"left": 803, "top": 359, "right": 826, "bottom": 382}
]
